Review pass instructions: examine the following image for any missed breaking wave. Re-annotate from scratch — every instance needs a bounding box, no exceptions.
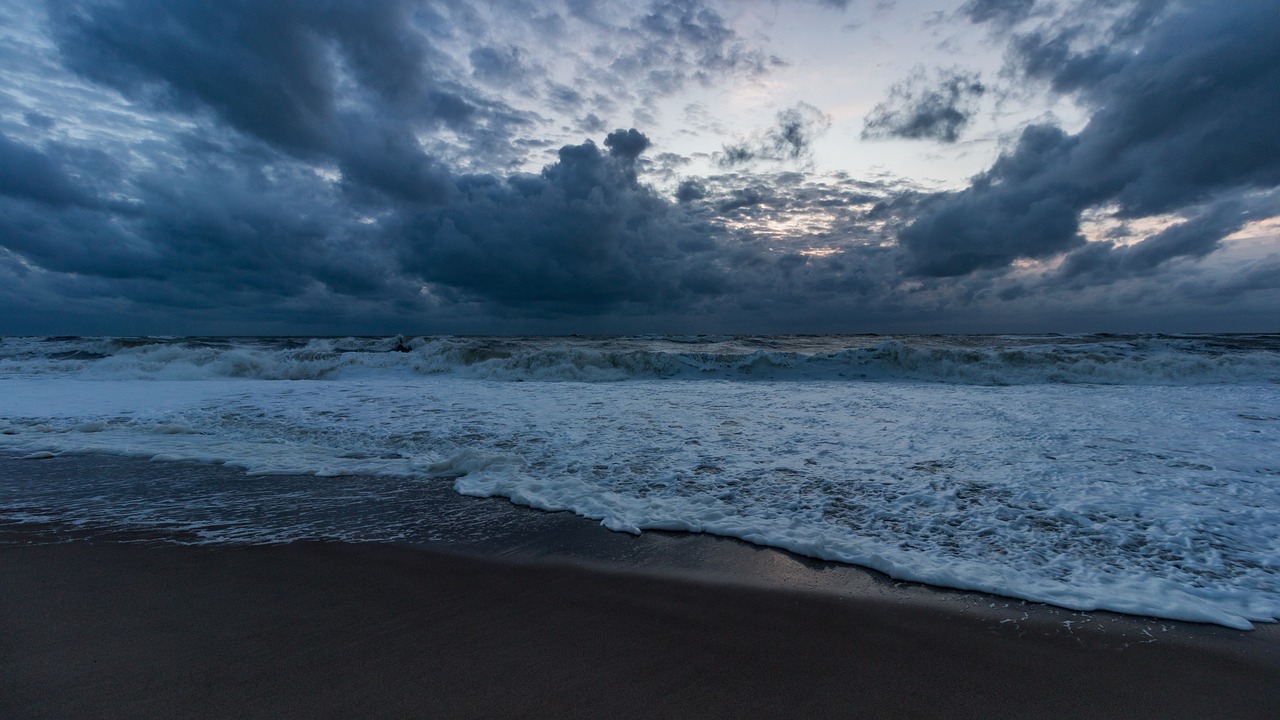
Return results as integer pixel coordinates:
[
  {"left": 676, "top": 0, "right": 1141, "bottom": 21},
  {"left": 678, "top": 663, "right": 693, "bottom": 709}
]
[{"left": 1, "top": 333, "right": 1278, "bottom": 385}]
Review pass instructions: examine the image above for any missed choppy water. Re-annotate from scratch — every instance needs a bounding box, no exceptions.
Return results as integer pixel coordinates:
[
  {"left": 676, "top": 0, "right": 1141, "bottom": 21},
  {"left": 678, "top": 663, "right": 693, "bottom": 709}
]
[
  {"left": 2, "top": 334, "right": 1278, "bottom": 628},
  {"left": 3, "top": 333, "right": 1279, "bottom": 384}
]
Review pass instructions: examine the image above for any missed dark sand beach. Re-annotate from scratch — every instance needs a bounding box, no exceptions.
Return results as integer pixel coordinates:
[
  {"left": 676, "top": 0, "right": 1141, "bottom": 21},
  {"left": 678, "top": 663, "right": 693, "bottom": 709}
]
[{"left": 3, "top": 456, "right": 1280, "bottom": 719}]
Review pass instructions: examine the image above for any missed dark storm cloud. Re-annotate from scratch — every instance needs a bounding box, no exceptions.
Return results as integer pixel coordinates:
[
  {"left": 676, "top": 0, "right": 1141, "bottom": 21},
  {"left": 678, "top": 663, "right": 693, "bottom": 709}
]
[
  {"left": 899, "top": 0, "right": 1280, "bottom": 277},
  {"left": 1056, "top": 192, "right": 1280, "bottom": 285},
  {"left": 51, "top": 1, "right": 321, "bottom": 151},
  {"left": 896, "top": 124, "right": 1086, "bottom": 276},
  {"left": 1005, "top": 26, "right": 1128, "bottom": 96},
  {"left": 0, "top": 199, "right": 153, "bottom": 280},
  {"left": 675, "top": 179, "right": 707, "bottom": 203},
  {"left": 382, "top": 135, "right": 907, "bottom": 318},
  {"left": 861, "top": 67, "right": 986, "bottom": 143},
  {"left": 603, "top": 128, "right": 651, "bottom": 162},
  {"left": 397, "top": 133, "right": 728, "bottom": 310},
  {"left": 0, "top": 132, "right": 94, "bottom": 208},
  {"left": 999, "top": 0, "right": 1175, "bottom": 93},
  {"left": 47, "top": 0, "right": 520, "bottom": 205},
  {"left": 0, "top": 136, "right": 406, "bottom": 309},
  {"left": 3, "top": 0, "right": 1275, "bottom": 335},
  {"left": 1202, "top": 255, "right": 1280, "bottom": 304},
  {"left": 5, "top": 1, "right": 791, "bottom": 328},
  {"left": 717, "top": 103, "right": 832, "bottom": 167}
]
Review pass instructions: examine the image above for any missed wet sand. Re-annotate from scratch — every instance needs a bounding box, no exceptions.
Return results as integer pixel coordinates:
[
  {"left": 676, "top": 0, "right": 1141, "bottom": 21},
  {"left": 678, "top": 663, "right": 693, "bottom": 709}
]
[
  {"left": 3, "top": 538, "right": 1279, "bottom": 719},
  {"left": 3, "top": 453, "right": 1280, "bottom": 717}
]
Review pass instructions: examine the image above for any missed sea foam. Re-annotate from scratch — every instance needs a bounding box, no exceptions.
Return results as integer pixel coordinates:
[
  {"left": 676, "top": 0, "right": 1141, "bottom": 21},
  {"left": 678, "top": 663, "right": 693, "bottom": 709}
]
[{"left": 2, "top": 335, "right": 1280, "bottom": 629}]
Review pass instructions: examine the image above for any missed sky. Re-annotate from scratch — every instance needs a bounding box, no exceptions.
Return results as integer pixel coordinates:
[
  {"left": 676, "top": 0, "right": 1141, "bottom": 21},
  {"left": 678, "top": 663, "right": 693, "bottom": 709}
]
[{"left": 0, "top": 0, "right": 1277, "bottom": 335}]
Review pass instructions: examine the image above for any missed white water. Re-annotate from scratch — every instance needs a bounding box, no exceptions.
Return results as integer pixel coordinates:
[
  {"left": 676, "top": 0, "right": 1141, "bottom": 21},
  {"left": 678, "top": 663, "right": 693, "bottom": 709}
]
[
  {"left": 3, "top": 334, "right": 1279, "bottom": 384},
  {"left": 3, "top": 345, "right": 1279, "bottom": 629}
]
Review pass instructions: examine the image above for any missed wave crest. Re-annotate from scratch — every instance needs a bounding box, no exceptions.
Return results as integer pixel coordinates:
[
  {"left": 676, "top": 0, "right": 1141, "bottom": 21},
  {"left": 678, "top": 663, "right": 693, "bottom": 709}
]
[{"left": 2, "top": 334, "right": 1277, "bottom": 385}]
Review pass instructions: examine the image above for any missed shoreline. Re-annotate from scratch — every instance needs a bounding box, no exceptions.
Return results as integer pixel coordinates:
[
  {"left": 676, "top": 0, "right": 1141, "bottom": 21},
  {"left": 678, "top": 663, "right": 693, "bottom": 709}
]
[
  {"left": 4, "top": 452, "right": 1280, "bottom": 716},
  {"left": 5, "top": 452, "right": 1280, "bottom": 716},
  {"left": 4, "top": 451, "right": 1280, "bottom": 637},
  {"left": 4, "top": 451, "right": 1280, "bottom": 641}
]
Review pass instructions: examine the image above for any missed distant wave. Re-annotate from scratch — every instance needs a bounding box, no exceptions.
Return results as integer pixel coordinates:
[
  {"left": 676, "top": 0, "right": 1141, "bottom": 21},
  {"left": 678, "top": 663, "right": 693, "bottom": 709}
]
[{"left": 2, "top": 334, "right": 1278, "bottom": 385}]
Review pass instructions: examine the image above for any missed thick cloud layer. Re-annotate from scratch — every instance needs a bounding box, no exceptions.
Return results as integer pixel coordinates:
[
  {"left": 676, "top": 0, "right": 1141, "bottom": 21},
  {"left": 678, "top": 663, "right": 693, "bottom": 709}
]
[
  {"left": 1057, "top": 191, "right": 1280, "bottom": 285},
  {"left": 398, "top": 132, "right": 730, "bottom": 310},
  {"left": 48, "top": 0, "right": 477, "bottom": 205},
  {"left": 0, "top": 132, "right": 95, "bottom": 208},
  {"left": 0, "top": 0, "right": 1276, "bottom": 334},
  {"left": 900, "top": 0, "right": 1280, "bottom": 277}
]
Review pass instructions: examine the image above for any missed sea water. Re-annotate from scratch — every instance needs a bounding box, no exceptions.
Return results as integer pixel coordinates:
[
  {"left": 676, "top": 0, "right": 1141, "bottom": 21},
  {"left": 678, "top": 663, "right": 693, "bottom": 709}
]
[{"left": 1, "top": 334, "right": 1278, "bottom": 629}]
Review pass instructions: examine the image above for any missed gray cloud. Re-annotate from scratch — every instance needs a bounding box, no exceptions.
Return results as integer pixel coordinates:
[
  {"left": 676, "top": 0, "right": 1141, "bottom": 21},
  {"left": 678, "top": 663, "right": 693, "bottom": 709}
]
[
  {"left": 1056, "top": 192, "right": 1280, "bottom": 285},
  {"left": 0, "top": 132, "right": 95, "bottom": 208},
  {"left": 861, "top": 67, "right": 986, "bottom": 143},
  {"left": 899, "top": 0, "right": 1280, "bottom": 277},
  {"left": 0, "top": 0, "right": 1275, "bottom": 335},
  {"left": 546, "top": 82, "right": 585, "bottom": 112},
  {"left": 675, "top": 179, "right": 707, "bottom": 203},
  {"left": 717, "top": 187, "right": 769, "bottom": 213},
  {"left": 21, "top": 111, "right": 55, "bottom": 130},
  {"left": 1001, "top": 0, "right": 1176, "bottom": 93},
  {"left": 0, "top": 134, "right": 400, "bottom": 306},
  {"left": 2, "top": 2, "right": 768, "bottom": 326},
  {"left": 631, "top": 0, "right": 765, "bottom": 84},
  {"left": 604, "top": 128, "right": 652, "bottom": 162},
  {"left": 469, "top": 45, "right": 530, "bottom": 87},
  {"left": 398, "top": 133, "right": 729, "bottom": 310},
  {"left": 47, "top": 0, "right": 517, "bottom": 205},
  {"left": 578, "top": 113, "right": 609, "bottom": 134},
  {"left": 717, "top": 102, "right": 832, "bottom": 167},
  {"left": 960, "top": 0, "right": 1038, "bottom": 26},
  {"left": 553, "top": 0, "right": 783, "bottom": 127}
]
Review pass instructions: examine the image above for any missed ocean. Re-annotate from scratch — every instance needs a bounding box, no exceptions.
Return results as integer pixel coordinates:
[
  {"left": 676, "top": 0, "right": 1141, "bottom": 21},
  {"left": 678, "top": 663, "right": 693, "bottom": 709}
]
[{"left": 1, "top": 334, "right": 1278, "bottom": 629}]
